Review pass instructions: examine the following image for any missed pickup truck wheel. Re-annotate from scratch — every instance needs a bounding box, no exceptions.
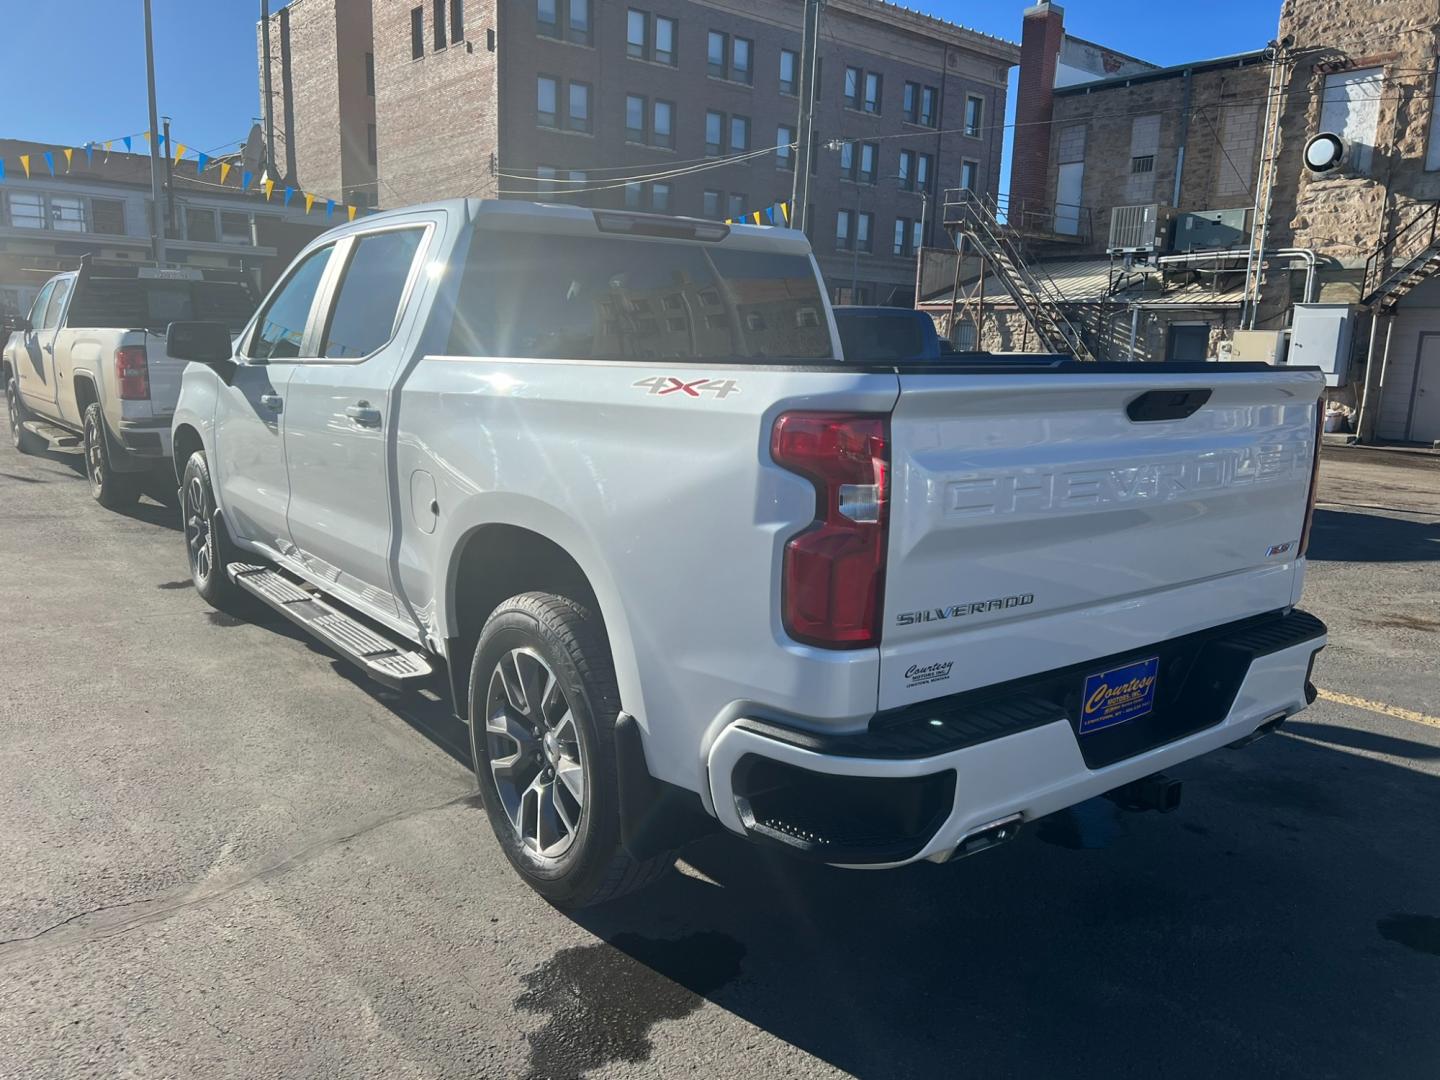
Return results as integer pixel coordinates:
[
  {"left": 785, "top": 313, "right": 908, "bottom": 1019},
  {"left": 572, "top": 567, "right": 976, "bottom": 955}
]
[
  {"left": 181, "top": 451, "right": 247, "bottom": 611},
  {"left": 7, "top": 378, "right": 42, "bottom": 454},
  {"left": 83, "top": 403, "right": 140, "bottom": 508},
  {"left": 469, "top": 592, "right": 672, "bottom": 908}
]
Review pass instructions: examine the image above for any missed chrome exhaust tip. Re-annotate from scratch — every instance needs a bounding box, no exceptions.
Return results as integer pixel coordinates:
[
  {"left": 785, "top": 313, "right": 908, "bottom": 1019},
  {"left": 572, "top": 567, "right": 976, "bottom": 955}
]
[{"left": 941, "top": 813, "right": 1023, "bottom": 862}]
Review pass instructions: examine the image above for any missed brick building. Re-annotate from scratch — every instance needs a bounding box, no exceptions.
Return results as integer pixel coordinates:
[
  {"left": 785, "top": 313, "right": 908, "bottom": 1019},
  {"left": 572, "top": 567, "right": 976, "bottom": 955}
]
[
  {"left": 0, "top": 140, "right": 326, "bottom": 319},
  {"left": 264, "top": 0, "right": 1018, "bottom": 306},
  {"left": 260, "top": 0, "right": 380, "bottom": 209}
]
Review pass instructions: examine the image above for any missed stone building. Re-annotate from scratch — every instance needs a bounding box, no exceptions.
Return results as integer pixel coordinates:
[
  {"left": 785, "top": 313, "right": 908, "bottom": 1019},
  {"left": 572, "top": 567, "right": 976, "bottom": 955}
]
[
  {"left": 1263, "top": 0, "right": 1440, "bottom": 445},
  {"left": 0, "top": 140, "right": 325, "bottom": 319},
  {"left": 261, "top": 0, "right": 1018, "bottom": 306}
]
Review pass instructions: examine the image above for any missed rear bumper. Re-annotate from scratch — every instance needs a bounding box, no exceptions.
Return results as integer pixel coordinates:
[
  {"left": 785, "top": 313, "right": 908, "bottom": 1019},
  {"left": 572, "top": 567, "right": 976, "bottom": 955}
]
[
  {"left": 706, "top": 609, "right": 1327, "bottom": 867},
  {"left": 115, "top": 416, "right": 173, "bottom": 460}
]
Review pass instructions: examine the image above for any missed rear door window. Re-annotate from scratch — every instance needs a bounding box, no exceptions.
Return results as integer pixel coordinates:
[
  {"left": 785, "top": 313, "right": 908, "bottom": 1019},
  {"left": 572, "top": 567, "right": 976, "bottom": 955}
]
[
  {"left": 318, "top": 227, "right": 425, "bottom": 359},
  {"left": 449, "top": 232, "right": 834, "bottom": 362},
  {"left": 26, "top": 282, "right": 55, "bottom": 327},
  {"left": 248, "top": 244, "right": 335, "bottom": 361},
  {"left": 42, "top": 279, "right": 73, "bottom": 330}
]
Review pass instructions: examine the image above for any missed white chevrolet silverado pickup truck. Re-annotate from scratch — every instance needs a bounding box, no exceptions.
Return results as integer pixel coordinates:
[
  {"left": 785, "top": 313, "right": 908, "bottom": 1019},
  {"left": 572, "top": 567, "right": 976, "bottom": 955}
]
[
  {"left": 166, "top": 200, "right": 1328, "bottom": 907},
  {"left": 3, "top": 265, "right": 254, "bottom": 508}
]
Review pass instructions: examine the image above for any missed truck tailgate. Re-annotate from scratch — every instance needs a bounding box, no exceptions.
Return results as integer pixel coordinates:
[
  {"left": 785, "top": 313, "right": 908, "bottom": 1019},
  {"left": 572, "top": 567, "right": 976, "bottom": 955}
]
[
  {"left": 879, "top": 368, "right": 1323, "bottom": 711},
  {"left": 143, "top": 331, "right": 187, "bottom": 416}
]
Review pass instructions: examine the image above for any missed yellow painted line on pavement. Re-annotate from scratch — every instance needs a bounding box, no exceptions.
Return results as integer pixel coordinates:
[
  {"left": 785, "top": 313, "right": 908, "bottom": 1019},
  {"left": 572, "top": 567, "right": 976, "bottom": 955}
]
[{"left": 1315, "top": 688, "right": 1440, "bottom": 730}]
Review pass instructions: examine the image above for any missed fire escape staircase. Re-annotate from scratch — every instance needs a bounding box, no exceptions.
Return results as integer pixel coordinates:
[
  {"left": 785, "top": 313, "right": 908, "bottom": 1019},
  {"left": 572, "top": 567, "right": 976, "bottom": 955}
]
[
  {"left": 1363, "top": 200, "right": 1440, "bottom": 311},
  {"left": 942, "top": 189, "right": 1095, "bottom": 361}
]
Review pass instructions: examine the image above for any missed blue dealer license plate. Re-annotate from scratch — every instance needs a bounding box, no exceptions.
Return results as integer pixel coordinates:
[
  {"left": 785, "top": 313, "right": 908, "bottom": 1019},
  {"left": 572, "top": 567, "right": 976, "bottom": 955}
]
[{"left": 1079, "top": 656, "right": 1160, "bottom": 734}]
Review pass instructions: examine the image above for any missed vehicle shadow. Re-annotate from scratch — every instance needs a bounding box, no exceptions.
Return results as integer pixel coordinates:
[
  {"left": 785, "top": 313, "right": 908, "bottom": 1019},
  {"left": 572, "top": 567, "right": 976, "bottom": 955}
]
[
  {"left": 539, "top": 731, "right": 1440, "bottom": 1080},
  {"left": 1306, "top": 507, "right": 1440, "bottom": 563}
]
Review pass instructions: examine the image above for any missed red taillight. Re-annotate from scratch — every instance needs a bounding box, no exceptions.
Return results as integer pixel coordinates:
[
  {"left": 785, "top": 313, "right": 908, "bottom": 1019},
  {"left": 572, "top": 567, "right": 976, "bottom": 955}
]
[
  {"left": 1297, "top": 398, "right": 1324, "bottom": 557},
  {"left": 115, "top": 345, "right": 150, "bottom": 401},
  {"left": 771, "top": 412, "right": 889, "bottom": 649}
]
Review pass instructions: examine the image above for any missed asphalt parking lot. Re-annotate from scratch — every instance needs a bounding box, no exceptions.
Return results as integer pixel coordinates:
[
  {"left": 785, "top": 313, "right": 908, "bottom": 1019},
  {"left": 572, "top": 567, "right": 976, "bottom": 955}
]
[{"left": 1, "top": 433, "right": 1438, "bottom": 1080}]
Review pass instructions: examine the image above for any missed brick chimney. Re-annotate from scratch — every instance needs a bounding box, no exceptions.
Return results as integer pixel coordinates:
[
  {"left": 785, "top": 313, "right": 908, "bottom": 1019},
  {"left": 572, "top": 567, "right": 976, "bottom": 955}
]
[{"left": 1009, "top": 1, "right": 1066, "bottom": 220}]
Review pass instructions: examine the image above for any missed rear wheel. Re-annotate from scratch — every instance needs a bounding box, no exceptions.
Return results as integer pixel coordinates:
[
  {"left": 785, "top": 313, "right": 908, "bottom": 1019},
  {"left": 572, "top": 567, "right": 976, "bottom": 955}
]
[
  {"left": 181, "top": 450, "right": 248, "bottom": 612},
  {"left": 469, "top": 592, "right": 673, "bottom": 908},
  {"left": 6, "top": 377, "right": 42, "bottom": 454},
  {"left": 83, "top": 403, "right": 140, "bottom": 508}
]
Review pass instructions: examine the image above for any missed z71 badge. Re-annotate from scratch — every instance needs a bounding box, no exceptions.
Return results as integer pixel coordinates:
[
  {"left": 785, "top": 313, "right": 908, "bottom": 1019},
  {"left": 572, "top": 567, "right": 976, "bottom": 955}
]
[{"left": 633, "top": 376, "right": 740, "bottom": 399}]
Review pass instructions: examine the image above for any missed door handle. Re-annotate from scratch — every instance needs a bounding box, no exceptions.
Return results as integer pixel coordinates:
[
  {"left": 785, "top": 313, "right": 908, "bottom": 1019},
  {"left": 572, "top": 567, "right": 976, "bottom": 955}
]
[
  {"left": 345, "top": 402, "right": 382, "bottom": 427},
  {"left": 43, "top": 343, "right": 53, "bottom": 354},
  {"left": 260, "top": 393, "right": 283, "bottom": 412}
]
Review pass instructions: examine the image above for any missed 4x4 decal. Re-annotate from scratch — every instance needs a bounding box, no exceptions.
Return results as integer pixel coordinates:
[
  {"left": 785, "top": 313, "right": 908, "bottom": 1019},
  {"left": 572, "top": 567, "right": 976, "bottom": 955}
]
[{"left": 632, "top": 376, "right": 741, "bottom": 399}]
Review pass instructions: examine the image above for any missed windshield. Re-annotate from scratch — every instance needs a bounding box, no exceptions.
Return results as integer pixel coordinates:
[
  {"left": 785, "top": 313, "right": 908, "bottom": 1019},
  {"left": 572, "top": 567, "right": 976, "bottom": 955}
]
[
  {"left": 67, "top": 278, "right": 257, "bottom": 333},
  {"left": 448, "top": 231, "right": 835, "bottom": 362},
  {"left": 835, "top": 311, "right": 936, "bottom": 363}
]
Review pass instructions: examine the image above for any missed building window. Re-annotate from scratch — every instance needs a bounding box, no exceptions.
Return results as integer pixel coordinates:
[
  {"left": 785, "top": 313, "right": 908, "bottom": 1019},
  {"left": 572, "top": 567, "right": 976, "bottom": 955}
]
[
  {"left": 844, "top": 66, "right": 861, "bottom": 109},
  {"left": 626, "top": 9, "right": 646, "bottom": 56},
  {"left": 839, "top": 140, "right": 854, "bottom": 177},
  {"left": 185, "top": 208, "right": 218, "bottom": 243},
  {"left": 863, "top": 72, "right": 882, "bottom": 114},
  {"left": 858, "top": 142, "right": 877, "bottom": 184},
  {"left": 777, "top": 124, "right": 794, "bottom": 170},
  {"left": 898, "top": 149, "right": 914, "bottom": 190},
  {"left": 727, "top": 193, "right": 746, "bottom": 220},
  {"left": 920, "top": 86, "right": 937, "bottom": 127},
  {"left": 625, "top": 182, "right": 644, "bottom": 209},
  {"left": 628, "top": 10, "right": 675, "bottom": 63},
  {"left": 650, "top": 181, "right": 671, "bottom": 212},
  {"left": 1215, "top": 103, "right": 1259, "bottom": 195},
  {"left": 893, "top": 216, "right": 912, "bottom": 257},
  {"left": 1126, "top": 113, "right": 1161, "bottom": 200},
  {"left": 537, "top": 75, "right": 559, "bottom": 127},
  {"left": 916, "top": 153, "right": 933, "bottom": 193},
  {"left": 912, "top": 218, "right": 923, "bottom": 253},
  {"left": 410, "top": 6, "right": 424, "bottom": 59},
  {"left": 703, "top": 189, "right": 722, "bottom": 218},
  {"left": 566, "top": 170, "right": 590, "bottom": 207},
  {"left": 732, "top": 36, "right": 752, "bottom": 84},
  {"left": 708, "top": 31, "right": 725, "bottom": 78},
  {"left": 780, "top": 48, "right": 798, "bottom": 95},
  {"left": 1321, "top": 67, "right": 1383, "bottom": 175},
  {"left": 568, "top": 81, "right": 591, "bottom": 132},
  {"left": 626, "top": 94, "right": 647, "bottom": 143},
  {"left": 903, "top": 82, "right": 918, "bottom": 122},
  {"left": 856, "top": 211, "right": 873, "bottom": 252},
  {"left": 730, "top": 114, "right": 750, "bottom": 151},
  {"left": 705, "top": 110, "right": 723, "bottom": 155},
  {"left": 1131, "top": 155, "right": 1154, "bottom": 174},
  {"left": 654, "top": 100, "right": 674, "bottom": 148},
  {"left": 46, "top": 196, "right": 87, "bottom": 232},
  {"left": 964, "top": 95, "right": 984, "bottom": 137},
  {"left": 450, "top": 0, "right": 464, "bottom": 42},
  {"left": 365, "top": 52, "right": 375, "bottom": 95},
  {"left": 91, "top": 198, "right": 127, "bottom": 235},
  {"left": 836, "top": 208, "right": 852, "bottom": 250},
  {"left": 432, "top": 0, "right": 446, "bottom": 49},
  {"left": 539, "top": 0, "right": 587, "bottom": 44},
  {"left": 654, "top": 16, "right": 675, "bottom": 64},
  {"left": 367, "top": 123, "right": 378, "bottom": 165},
  {"left": 960, "top": 159, "right": 978, "bottom": 192},
  {"left": 220, "top": 211, "right": 251, "bottom": 243}
]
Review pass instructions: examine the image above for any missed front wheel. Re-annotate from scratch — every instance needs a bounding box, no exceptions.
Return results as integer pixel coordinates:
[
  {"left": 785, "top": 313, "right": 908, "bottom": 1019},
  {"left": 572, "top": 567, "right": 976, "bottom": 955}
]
[
  {"left": 469, "top": 592, "right": 673, "bottom": 908},
  {"left": 180, "top": 450, "right": 248, "bottom": 612},
  {"left": 7, "top": 377, "right": 42, "bottom": 454},
  {"left": 83, "top": 403, "right": 140, "bottom": 508}
]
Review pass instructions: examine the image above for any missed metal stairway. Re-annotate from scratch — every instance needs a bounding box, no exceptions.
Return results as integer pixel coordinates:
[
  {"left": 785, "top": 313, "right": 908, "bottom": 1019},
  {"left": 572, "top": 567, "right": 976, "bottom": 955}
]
[
  {"left": 941, "top": 188, "right": 1095, "bottom": 361},
  {"left": 1364, "top": 200, "right": 1440, "bottom": 311}
]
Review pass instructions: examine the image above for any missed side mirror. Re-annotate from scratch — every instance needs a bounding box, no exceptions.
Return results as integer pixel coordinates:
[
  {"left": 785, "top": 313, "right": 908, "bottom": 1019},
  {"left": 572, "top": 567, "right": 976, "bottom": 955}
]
[
  {"left": 2, "top": 314, "right": 31, "bottom": 335},
  {"left": 166, "top": 321, "right": 237, "bottom": 381}
]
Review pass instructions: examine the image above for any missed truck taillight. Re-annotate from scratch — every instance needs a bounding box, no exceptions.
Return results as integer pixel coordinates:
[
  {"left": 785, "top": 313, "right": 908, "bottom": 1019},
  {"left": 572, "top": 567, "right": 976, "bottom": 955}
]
[
  {"left": 115, "top": 346, "right": 150, "bottom": 401},
  {"left": 1297, "top": 399, "right": 1325, "bottom": 558},
  {"left": 771, "top": 412, "right": 889, "bottom": 649}
]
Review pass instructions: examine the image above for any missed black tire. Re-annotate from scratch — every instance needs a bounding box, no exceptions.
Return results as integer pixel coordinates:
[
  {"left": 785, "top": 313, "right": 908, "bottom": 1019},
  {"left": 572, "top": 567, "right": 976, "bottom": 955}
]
[
  {"left": 83, "top": 403, "right": 140, "bottom": 508},
  {"left": 468, "top": 592, "right": 673, "bottom": 908},
  {"left": 6, "top": 377, "right": 43, "bottom": 454},
  {"left": 180, "top": 450, "right": 249, "bottom": 612}
]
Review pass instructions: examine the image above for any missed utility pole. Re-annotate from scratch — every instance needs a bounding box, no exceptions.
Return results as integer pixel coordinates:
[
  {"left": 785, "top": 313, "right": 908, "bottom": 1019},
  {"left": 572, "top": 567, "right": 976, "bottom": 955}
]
[
  {"left": 261, "top": 0, "right": 276, "bottom": 177},
  {"left": 142, "top": 0, "right": 167, "bottom": 266},
  {"left": 161, "top": 116, "right": 176, "bottom": 240},
  {"left": 790, "top": 0, "right": 822, "bottom": 228}
]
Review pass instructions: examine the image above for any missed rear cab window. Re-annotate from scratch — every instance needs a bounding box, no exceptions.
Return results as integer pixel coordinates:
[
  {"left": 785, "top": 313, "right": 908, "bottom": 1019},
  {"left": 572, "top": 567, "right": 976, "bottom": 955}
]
[
  {"left": 448, "top": 230, "right": 835, "bottom": 362},
  {"left": 67, "top": 278, "right": 258, "bottom": 334}
]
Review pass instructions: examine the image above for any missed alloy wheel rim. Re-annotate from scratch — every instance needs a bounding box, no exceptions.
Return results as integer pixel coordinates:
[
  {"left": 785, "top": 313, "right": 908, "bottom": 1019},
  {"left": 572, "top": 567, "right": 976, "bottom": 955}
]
[
  {"left": 84, "top": 415, "right": 103, "bottom": 492},
  {"left": 7, "top": 389, "right": 18, "bottom": 445},
  {"left": 184, "top": 475, "right": 212, "bottom": 583},
  {"left": 485, "top": 648, "right": 585, "bottom": 859}
]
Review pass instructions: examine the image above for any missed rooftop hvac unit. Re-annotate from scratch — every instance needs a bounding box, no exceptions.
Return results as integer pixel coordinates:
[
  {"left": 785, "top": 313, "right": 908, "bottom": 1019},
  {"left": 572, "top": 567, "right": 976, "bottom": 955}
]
[
  {"left": 1174, "top": 208, "right": 1251, "bottom": 253},
  {"left": 1107, "top": 204, "right": 1175, "bottom": 257}
]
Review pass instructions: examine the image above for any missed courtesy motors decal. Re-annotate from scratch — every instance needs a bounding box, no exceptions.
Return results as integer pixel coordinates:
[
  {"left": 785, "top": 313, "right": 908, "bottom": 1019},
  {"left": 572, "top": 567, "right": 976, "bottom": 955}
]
[
  {"left": 632, "top": 376, "right": 740, "bottom": 399},
  {"left": 905, "top": 661, "right": 954, "bottom": 689}
]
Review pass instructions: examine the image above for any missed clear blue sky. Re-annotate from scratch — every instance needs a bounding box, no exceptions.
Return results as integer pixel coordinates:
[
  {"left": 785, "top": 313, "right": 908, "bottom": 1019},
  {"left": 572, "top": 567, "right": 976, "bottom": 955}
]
[{"left": 0, "top": 0, "right": 1279, "bottom": 187}]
